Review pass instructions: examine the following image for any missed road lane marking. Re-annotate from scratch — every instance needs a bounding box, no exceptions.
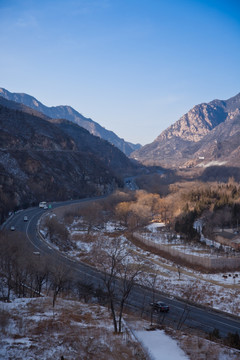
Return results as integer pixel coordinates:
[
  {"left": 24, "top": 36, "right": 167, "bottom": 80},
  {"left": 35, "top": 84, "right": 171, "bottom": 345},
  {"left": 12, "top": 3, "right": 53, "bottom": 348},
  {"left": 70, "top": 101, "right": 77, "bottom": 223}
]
[{"left": 26, "top": 211, "right": 43, "bottom": 253}]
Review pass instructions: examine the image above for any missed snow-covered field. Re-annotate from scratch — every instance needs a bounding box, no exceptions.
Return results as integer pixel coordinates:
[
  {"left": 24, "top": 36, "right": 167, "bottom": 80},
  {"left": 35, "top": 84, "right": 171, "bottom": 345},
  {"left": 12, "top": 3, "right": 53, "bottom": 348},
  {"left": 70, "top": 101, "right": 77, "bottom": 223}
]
[
  {"left": 1, "top": 215, "right": 240, "bottom": 359},
  {"left": 41, "top": 217, "right": 240, "bottom": 317},
  {"left": 1, "top": 297, "right": 240, "bottom": 360},
  {"left": 0, "top": 297, "right": 146, "bottom": 360}
]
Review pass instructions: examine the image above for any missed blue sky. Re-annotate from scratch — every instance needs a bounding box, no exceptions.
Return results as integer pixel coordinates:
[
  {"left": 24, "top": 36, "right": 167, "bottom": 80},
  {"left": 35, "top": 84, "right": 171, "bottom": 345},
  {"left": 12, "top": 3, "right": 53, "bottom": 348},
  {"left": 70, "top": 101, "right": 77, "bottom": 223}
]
[{"left": 0, "top": 0, "right": 240, "bottom": 145}]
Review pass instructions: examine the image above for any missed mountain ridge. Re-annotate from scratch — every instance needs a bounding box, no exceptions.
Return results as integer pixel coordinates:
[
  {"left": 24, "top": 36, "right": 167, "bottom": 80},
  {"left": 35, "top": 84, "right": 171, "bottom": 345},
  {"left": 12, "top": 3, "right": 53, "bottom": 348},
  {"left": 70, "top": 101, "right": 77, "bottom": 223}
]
[
  {"left": 0, "top": 97, "right": 138, "bottom": 222},
  {"left": 0, "top": 88, "right": 141, "bottom": 156},
  {"left": 132, "top": 92, "right": 240, "bottom": 168}
]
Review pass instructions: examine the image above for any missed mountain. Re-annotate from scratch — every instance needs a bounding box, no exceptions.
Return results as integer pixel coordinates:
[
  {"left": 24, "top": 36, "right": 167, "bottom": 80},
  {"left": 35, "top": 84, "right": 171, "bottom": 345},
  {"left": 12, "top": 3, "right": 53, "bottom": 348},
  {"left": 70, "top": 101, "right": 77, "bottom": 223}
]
[
  {"left": 0, "top": 97, "right": 137, "bottom": 222},
  {"left": 0, "top": 88, "right": 141, "bottom": 156},
  {"left": 131, "top": 93, "right": 240, "bottom": 168}
]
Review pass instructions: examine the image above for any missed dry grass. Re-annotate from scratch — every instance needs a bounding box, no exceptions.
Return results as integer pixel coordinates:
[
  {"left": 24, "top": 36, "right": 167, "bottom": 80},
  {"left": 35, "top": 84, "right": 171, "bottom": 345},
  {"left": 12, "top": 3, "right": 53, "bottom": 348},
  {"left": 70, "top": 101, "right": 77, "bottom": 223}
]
[
  {"left": 179, "top": 332, "right": 240, "bottom": 360},
  {"left": 0, "top": 297, "right": 148, "bottom": 360},
  {"left": 2, "top": 296, "right": 240, "bottom": 359}
]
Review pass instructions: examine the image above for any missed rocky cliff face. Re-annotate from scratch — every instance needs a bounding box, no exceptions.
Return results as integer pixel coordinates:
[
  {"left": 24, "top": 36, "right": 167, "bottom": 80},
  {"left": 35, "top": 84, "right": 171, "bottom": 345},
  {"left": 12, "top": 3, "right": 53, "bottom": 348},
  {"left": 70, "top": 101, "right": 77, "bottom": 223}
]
[
  {"left": 0, "top": 98, "right": 137, "bottom": 222},
  {"left": 159, "top": 102, "right": 227, "bottom": 142},
  {"left": 132, "top": 93, "right": 240, "bottom": 168},
  {"left": 191, "top": 108, "right": 240, "bottom": 164},
  {"left": 0, "top": 88, "right": 141, "bottom": 156}
]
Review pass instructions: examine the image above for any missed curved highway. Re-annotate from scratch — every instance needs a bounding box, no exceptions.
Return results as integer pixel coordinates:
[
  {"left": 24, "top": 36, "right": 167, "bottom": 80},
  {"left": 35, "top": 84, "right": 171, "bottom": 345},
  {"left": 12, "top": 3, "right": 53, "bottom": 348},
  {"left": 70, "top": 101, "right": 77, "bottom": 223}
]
[{"left": 2, "top": 199, "right": 240, "bottom": 338}]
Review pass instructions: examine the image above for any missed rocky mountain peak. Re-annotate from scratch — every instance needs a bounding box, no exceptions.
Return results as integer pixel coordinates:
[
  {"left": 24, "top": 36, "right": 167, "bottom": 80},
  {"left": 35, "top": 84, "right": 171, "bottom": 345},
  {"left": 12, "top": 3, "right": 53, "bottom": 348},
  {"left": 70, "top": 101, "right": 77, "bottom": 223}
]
[
  {"left": 157, "top": 102, "right": 228, "bottom": 144},
  {"left": 132, "top": 92, "right": 240, "bottom": 168}
]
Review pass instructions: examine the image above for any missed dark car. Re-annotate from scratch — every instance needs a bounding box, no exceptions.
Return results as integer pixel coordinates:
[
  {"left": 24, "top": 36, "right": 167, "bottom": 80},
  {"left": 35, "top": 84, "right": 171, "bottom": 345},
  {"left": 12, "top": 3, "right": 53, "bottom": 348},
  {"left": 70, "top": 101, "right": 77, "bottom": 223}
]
[{"left": 150, "top": 301, "right": 169, "bottom": 312}]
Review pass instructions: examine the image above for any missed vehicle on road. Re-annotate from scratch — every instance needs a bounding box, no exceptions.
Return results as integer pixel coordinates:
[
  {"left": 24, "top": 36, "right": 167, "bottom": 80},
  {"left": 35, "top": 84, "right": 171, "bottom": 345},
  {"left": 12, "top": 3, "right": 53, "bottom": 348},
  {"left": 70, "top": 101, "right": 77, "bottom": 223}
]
[
  {"left": 24, "top": 216, "right": 28, "bottom": 221},
  {"left": 10, "top": 226, "right": 15, "bottom": 231},
  {"left": 150, "top": 301, "right": 169, "bottom": 312},
  {"left": 39, "top": 201, "right": 47, "bottom": 208}
]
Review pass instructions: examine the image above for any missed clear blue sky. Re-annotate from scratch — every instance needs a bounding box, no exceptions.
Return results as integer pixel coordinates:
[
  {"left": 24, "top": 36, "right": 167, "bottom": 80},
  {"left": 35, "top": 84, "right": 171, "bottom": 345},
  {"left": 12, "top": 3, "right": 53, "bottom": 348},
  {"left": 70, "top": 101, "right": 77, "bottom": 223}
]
[{"left": 1, "top": 0, "right": 240, "bottom": 145}]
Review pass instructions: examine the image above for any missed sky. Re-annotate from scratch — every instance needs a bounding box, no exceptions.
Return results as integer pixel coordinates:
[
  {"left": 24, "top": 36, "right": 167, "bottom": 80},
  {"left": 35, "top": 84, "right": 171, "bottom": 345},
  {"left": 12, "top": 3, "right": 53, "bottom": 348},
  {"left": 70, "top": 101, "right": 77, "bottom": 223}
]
[{"left": 0, "top": 0, "right": 240, "bottom": 145}]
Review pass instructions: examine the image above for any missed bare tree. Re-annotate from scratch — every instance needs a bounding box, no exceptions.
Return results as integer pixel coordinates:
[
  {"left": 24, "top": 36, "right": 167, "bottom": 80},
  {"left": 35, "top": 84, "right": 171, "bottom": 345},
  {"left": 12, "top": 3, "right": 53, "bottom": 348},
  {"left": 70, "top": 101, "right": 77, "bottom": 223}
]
[
  {"left": 29, "top": 256, "right": 50, "bottom": 296},
  {"left": 45, "top": 217, "right": 70, "bottom": 250},
  {"left": 146, "top": 272, "right": 158, "bottom": 326},
  {"left": 75, "top": 279, "right": 95, "bottom": 303},
  {"left": 115, "top": 201, "right": 132, "bottom": 227},
  {"left": 81, "top": 202, "right": 104, "bottom": 233},
  {"left": 177, "top": 264, "right": 181, "bottom": 280},
  {"left": 176, "top": 281, "right": 198, "bottom": 330},
  {"left": 49, "top": 263, "right": 72, "bottom": 307},
  {"left": 0, "top": 231, "right": 31, "bottom": 300},
  {"left": 96, "top": 237, "right": 144, "bottom": 333}
]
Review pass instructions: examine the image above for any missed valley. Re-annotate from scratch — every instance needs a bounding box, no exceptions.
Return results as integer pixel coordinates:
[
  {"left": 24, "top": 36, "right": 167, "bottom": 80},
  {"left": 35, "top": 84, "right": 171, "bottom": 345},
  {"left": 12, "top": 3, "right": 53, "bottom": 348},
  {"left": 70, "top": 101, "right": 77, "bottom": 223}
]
[{"left": 1, "top": 88, "right": 240, "bottom": 359}]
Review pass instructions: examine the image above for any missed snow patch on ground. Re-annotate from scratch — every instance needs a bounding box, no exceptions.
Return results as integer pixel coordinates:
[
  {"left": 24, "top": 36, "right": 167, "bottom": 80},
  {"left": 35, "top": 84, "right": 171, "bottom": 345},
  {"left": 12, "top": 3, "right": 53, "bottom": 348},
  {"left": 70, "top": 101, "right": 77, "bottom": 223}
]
[
  {"left": 0, "top": 297, "right": 146, "bottom": 360},
  {"left": 135, "top": 329, "right": 189, "bottom": 360},
  {"left": 146, "top": 222, "right": 166, "bottom": 232},
  {"left": 197, "top": 160, "right": 227, "bottom": 168}
]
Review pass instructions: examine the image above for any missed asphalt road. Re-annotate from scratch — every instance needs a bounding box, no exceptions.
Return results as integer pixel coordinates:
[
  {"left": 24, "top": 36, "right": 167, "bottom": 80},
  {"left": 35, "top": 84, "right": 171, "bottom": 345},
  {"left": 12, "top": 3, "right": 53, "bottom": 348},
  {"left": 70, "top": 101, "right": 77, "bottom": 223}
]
[{"left": 2, "top": 199, "right": 240, "bottom": 338}]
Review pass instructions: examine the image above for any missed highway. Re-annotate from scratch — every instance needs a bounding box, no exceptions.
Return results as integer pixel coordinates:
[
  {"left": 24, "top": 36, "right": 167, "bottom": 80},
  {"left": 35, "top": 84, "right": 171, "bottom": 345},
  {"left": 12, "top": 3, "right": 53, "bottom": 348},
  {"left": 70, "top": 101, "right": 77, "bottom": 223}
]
[{"left": 2, "top": 199, "right": 240, "bottom": 338}]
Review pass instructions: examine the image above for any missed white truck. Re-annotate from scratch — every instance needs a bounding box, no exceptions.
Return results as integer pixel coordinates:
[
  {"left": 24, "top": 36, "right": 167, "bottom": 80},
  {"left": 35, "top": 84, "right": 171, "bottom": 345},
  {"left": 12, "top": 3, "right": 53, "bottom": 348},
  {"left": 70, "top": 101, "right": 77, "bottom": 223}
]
[{"left": 39, "top": 201, "right": 47, "bottom": 208}]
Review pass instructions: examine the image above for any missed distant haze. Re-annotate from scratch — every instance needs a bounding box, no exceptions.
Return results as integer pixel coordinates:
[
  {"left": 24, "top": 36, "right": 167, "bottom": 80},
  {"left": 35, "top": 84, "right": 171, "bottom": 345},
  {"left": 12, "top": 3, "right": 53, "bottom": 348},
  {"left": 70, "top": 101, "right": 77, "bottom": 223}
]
[{"left": 0, "top": 0, "right": 240, "bottom": 145}]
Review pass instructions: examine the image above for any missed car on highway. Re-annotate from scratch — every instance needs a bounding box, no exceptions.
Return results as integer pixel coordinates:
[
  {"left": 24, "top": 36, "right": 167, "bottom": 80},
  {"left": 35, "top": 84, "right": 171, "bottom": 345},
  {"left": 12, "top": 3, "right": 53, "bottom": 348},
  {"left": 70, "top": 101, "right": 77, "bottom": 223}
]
[
  {"left": 24, "top": 216, "right": 28, "bottom": 221},
  {"left": 150, "top": 301, "right": 169, "bottom": 313},
  {"left": 10, "top": 226, "right": 15, "bottom": 231}
]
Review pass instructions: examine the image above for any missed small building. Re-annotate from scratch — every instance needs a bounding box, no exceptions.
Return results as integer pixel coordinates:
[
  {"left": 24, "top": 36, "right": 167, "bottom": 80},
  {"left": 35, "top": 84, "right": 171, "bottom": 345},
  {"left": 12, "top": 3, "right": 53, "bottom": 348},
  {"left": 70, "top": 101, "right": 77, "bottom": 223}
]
[{"left": 214, "top": 230, "right": 240, "bottom": 250}]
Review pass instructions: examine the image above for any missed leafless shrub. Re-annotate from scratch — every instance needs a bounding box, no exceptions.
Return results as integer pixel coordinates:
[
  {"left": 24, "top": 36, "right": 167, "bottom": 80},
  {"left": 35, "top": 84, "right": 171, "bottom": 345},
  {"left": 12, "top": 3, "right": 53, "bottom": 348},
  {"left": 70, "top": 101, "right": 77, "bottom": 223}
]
[
  {"left": 180, "top": 335, "right": 222, "bottom": 360},
  {"left": 0, "top": 307, "right": 9, "bottom": 333},
  {"left": 49, "top": 263, "right": 73, "bottom": 307},
  {"left": 32, "top": 318, "right": 63, "bottom": 335},
  {"left": 45, "top": 217, "right": 69, "bottom": 243}
]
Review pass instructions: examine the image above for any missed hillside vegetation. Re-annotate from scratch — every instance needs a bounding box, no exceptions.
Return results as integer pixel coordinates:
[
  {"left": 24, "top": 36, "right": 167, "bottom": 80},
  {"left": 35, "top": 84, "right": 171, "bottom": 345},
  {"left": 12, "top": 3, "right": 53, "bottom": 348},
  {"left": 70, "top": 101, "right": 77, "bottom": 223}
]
[
  {"left": 0, "top": 99, "right": 138, "bottom": 223},
  {"left": 0, "top": 88, "right": 142, "bottom": 156},
  {"left": 46, "top": 177, "right": 240, "bottom": 248}
]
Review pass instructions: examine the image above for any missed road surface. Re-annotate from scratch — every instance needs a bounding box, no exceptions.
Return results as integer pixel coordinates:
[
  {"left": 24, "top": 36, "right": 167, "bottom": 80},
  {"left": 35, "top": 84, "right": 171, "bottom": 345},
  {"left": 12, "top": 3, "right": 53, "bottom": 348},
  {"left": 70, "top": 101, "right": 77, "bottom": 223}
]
[{"left": 2, "top": 199, "right": 240, "bottom": 338}]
